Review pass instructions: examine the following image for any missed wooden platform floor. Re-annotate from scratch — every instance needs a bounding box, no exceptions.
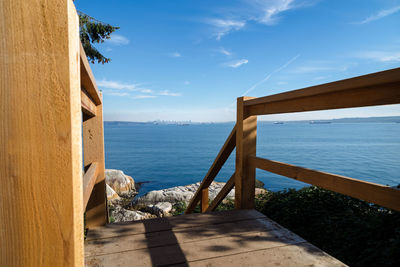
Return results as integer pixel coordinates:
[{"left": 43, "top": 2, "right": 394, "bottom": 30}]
[{"left": 85, "top": 209, "right": 346, "bottom": 266}]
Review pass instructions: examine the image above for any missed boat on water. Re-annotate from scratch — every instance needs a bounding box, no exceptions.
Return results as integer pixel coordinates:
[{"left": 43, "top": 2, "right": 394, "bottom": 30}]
[{"left": 273, "top": 121, "right": 284, "bottom": 124}]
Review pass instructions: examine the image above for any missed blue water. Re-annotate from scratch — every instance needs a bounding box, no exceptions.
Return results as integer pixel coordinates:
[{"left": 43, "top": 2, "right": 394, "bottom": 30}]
[{"left": 104, "top": 123, "right": 400, "bottom": 195}]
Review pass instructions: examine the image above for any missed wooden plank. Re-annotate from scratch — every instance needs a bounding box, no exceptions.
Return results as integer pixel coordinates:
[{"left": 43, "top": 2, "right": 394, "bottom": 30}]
[
  {"left": 235, "top": 97, "right": 257, "bottom": 209},
  {"left": 201, "top": 188, "right": 209, "bottom": 213},
  {"left": 185, "top": 125, "right": 236, "bottom": 213},
  {"left": 86, "top": 209, "right": 265, "bottom": 241},
  {"left": 182, "top": 243, "right": 346, "bottom": 267},
  {"left": 246, "top": 82, "right": 400, "bottom": 116},
  {"left": 81, "top": 90, "right": 97, "bottom": 119},
  {"left": 82, "top": 162, "right": 99, "bottom": 209},
  {"left": 83, "top": 93, "right": 107, "bottom": 227},
  {"left": 244, "top": 67, "right": 400, "bottom": 116},
  {"left": 80, "top": 43, "right": 102, "bottom": 105},
  {"left": 85, "top": 217, "right": 293, "bottom": 257},
  {"left": 85, "top": 221, "right": 305, "bottom": 266},
  {"left": 0, "top": 0, "right": 84, "bottom": 266},
  {"left": 252, "top": 156, "right": 400, "bottom": 211},
  {"left": 207, "top": 172, "right": 235, "bottom": 212}
]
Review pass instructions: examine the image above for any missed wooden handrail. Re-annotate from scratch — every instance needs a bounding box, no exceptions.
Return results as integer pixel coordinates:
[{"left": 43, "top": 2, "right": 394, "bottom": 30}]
[
  {"left": 82, "top": 162, "right": 99, "bottom": 209},
  {"left": 80, "top": 43, "right": 102, "bottom": 105},
  {"left": 251, "top": 156, "right": 400, "bottom": 211},
  {"left": 187, "top": 67, "right": 400, "bottom": 215},
  {"left": 185, "top": 125, "right": 237, "bottom": 213},
  {"left": 207, "top": 172, "right": 235, "bottom": 212},
  {"left": 244, "top": 68, "right": 400, "bottom": 116},
  {"left": 81, "top": 90, "right": 97, "bottom": 119}
]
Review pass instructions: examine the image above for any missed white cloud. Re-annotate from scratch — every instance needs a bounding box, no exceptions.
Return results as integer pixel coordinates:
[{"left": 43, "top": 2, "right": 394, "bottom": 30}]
[
  {"left": 207, "top": 18, "right": 246, "bottom": 40},
  {"left": 132, "top": 95, "right": 157, "bottom": 99},
  {"left": 103, "top": 91, "right": 129, "bottom": 97},
  {"left": 224, "top": 59, "right": 249, "bottom": 68},
  {"left": 206, "top": 0, "right": 306, "bottom": 39},
  {"left": 159, "top": 90, "right": 182, "bottom": 97},
  {"left": 169, "top": 52, "right": 182, "bottom": 58},
  {"left": 97, "top": 80, "right": 138, "bottom": 91},
  {"left": 355, "top": 5, "right": 400, "bottom": 24},
  {"left": 97, "top": 79, "right": 153, "bottom": 94},
  {"left": 99, "top": 79, "right": 181, "bottom": 99},
  {"left": 106, "top": 34, "right": 130, "bottom": 45},
  {"left": 219, "top": 47, "right": 232, "bottom": 56},
  {"left": 251, "top": 0, "right": 295, "bottom": 25},
  {"left": 356, "top": 51, "right": 400, "bottom": 62}
]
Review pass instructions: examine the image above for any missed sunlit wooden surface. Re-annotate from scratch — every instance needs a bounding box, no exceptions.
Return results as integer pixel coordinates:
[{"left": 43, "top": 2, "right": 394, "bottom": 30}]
[{"left": 85, "top": 210, "right": 346, "bottom": 266}]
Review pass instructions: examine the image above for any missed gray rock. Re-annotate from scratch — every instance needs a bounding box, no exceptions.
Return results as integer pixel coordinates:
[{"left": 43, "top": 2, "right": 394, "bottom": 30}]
[
  {"left": 133, "top": 181, "right": 235, "bottom": 207},
  {"left": 105, "top": 169, "right": 136, "bottom": 198},
  {"left": 106, "top": 184, "right": 121, "bottom": 201},
  {"left": 145, "top": 202, "right": 173, "bottom": 217},
  {"left": 133, "top": 181, "right": 268, "bottom": 207},
  {"left": 110, "top": 206, "right": 155, "bottom": 223}
]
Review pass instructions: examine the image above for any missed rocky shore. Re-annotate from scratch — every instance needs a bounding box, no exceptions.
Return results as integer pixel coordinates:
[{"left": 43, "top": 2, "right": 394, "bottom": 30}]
[{"left": 105, "top": 169, "right": 267, "bottom": 223}]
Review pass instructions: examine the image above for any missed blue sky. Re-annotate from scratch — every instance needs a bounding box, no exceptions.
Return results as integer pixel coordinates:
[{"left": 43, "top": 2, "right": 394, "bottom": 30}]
[{"left": 75, "top": 0, "right": 400, "bottom": 122}]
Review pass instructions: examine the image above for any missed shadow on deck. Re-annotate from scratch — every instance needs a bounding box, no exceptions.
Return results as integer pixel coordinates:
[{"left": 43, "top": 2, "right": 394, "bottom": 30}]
[{"left": 85, "top": 209, "right": 346, "bottom": 266}]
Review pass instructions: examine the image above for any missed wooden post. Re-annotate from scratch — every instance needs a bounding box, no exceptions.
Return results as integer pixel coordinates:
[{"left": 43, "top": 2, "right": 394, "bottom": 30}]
[
  {"left": 235, "top": 97, "right": 257, "bottom": 209},
  {"left": 83, "top": 95, "right": 107, "bottom": 227},
  {"left": 0, "top": 0, "right": 84, "bottom": 266},
  {"left": 201, "top": 188, "right": 209, "bottom": 213}
]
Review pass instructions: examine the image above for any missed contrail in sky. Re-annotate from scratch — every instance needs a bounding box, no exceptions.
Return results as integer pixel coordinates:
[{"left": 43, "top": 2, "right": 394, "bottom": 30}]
[{"left": 240, "top": 54, "right": 300, "bottom": 97}]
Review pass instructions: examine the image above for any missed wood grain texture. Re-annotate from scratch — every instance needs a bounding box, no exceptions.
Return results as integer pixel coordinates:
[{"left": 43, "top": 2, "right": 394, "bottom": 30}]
[
  {"left": 83, "top": 95, "right": 107, "bottom": 227},
  {"left": 246, "top": 82, "right": 400, "bottom": 116},
  {"left": 86, "top": 209, "right": 265, "bottom": 241},
  {"left": 185, "top": 125, "right": 236, "bottom": 213},
  {"left": 80, "top": 44, "right": 102, "bottom": 105},
  {"left": 207, "top": 172, "right": 235, "bottom": 212},
  {"left": 0, "top": 0, "right": 84, "bottom": 266},
  {"left": 244, "top": 67, "right": 400, "bottom": 114},
  {"left": 235, "top": 97, "right": 257, "bottom": 209},
  {"left": 251, "top": 156, "right": 400, "bottom": 211},
  {"left": 201, "top": 188, "right": 209, "bottom": 213},
  {"left": 84, "top": 210, "right": 345, "bottom": 266},
  {"left": 81, "top": 90, "right": 97, "bottom": 119},
  {"left": 82, "top": 162, "right": 99, "bottom": 209}
]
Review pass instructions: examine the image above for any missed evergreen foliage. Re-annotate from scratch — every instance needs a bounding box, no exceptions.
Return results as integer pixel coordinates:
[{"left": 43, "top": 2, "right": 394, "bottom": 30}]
[{"left": 78, "top": 11, "right": 119, "bottom": 64}]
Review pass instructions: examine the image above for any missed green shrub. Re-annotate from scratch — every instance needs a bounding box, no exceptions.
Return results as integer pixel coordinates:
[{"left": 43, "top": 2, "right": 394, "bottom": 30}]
[{"left": 256, "top": 186, "right": 400, "bottom": 266}]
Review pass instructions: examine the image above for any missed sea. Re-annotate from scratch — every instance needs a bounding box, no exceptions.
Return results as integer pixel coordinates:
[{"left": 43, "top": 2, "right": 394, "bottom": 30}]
[{"left": 104, "top": 122, "right": 400, "bottom": 196}]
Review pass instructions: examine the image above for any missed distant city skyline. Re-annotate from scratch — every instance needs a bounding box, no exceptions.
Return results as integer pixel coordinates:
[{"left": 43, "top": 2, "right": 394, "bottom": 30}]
[{"left": 76, "top": 0, "right": 400, "bottom": 122}]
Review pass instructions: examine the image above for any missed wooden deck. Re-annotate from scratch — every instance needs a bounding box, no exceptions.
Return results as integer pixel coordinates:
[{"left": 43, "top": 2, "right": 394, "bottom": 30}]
[{"left": 85, "top": 210, "right": 346, "bottom": 266}]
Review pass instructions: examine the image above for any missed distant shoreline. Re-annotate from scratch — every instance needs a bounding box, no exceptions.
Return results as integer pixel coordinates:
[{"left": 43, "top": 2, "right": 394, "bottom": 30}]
[{"left": 104, "top": 116, "right": 400, "bottom": 125}]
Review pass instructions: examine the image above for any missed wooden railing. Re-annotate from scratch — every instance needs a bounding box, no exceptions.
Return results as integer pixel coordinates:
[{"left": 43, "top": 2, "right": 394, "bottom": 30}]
[
  {"left": 186, "top": 67, "right": 400, "bottom": 214},
  {"left": 1, "top": 1, "right": 107, "bottom": 265},
  {"left": 80, "top": 43, "right": 107, "bottom": 227}
]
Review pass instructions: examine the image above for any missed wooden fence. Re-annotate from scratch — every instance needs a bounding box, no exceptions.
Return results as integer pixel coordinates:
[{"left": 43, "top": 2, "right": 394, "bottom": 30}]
[{"left": 186, "top": 67, "right": 400, "bottom": 213}]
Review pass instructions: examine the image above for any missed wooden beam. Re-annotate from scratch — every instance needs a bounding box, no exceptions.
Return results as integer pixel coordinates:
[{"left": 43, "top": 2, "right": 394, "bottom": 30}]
[
  {"left": 185, "top": 125, "right": 236, "bottom": 214},
  {"left": 82, "top": 162, "right": 99, "bottom": 209},
  {"left": 235, "top": 97, "right": 257, "bottom": 209},
  {"left": 80, "top": 43, "right": 102, "bottom": 105},
  {"left": 244, "top": 68, "right": 400, "bottom": 116},
  {"left": 207, "top": 173, "right": 235, "bottom": 212},
  {"left": 83, "top": 93, "right": 107, "bottom": 227},
  {"left": 0, "top": 0, "right": 84, "bottom": 265},
  {"left": 251, "top": 156, "right": 400, "bottom": 211},
  {"left": 81, "top": 90, "right": 97, "bottom": 119},
  {"left": 201, "top": 188, "right": 209, "bottom": 213}
]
